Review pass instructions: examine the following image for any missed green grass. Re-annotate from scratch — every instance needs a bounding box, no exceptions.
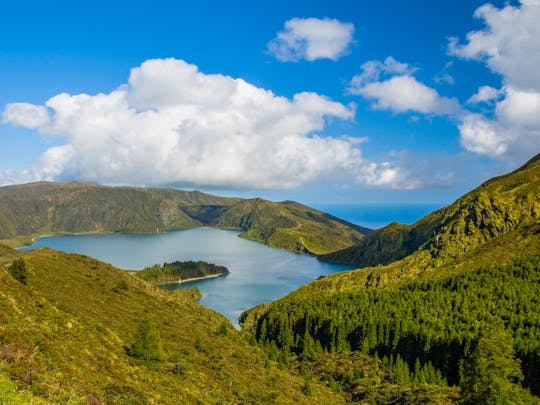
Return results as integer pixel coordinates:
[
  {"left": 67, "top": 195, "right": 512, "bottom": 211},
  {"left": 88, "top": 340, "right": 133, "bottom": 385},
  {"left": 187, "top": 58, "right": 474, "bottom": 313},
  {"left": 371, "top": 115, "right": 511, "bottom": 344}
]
[{"left": 0, "top": 247, "right": 343, "bottom": 404}]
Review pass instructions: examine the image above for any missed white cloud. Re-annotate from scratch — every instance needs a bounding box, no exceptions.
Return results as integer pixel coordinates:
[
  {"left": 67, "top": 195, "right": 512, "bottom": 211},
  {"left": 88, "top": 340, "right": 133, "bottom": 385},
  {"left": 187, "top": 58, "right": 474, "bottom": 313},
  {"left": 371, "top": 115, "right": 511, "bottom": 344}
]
[
  {"left": 2, "top": 103, "right": 50, "bottom": 128},
  {"left": 1, "top": 58, "right": 425, "bottom": 190},
  {"left": 448, "top": 0, "right": 540, "bottom": 91},
  {"left": 348, "top": 57, "right": 460, "bottom": 115},
  {"left": 467, "top": 85, "right": 500, "bottom": 104},
  {"left": 496, "top": 87, "right": 540, "bottom": 129},
  {"left": 458, "top": 113, "right": 510, "bottom": 156},
  {"left": 434, "top": 73, "right": 455, "bottom": 85},
  {"left": 349, "top": 56, "right": 417, "bottom": 89},
  {"left": 268, "top": 17, "right": 354, "bottom": 62},
  {"left": 355, "top": 75, "right": 460, "bottom": 115},
  {"left": 450, "top": 1, "right": 540, "bottom": 160}
]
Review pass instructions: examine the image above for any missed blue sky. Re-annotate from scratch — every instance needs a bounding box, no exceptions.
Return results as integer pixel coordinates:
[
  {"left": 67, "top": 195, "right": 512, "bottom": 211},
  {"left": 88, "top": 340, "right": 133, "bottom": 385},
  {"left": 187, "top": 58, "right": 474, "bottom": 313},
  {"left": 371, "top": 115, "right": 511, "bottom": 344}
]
[{"left": 1, "top": 0, "right": 538, "bottom": 205}]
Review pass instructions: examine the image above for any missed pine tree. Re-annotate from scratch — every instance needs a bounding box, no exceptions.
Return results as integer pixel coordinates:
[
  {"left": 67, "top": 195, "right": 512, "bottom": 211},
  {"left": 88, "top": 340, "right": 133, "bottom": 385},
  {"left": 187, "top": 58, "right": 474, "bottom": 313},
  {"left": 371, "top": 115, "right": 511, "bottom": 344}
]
[{"left": 460, "top": 324, "right": 524, "bottom": 404}]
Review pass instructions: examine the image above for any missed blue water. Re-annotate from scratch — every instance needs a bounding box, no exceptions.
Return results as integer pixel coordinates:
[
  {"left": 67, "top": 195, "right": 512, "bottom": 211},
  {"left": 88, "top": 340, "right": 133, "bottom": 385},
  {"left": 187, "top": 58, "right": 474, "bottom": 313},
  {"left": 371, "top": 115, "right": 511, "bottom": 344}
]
[
  {"left": 19, "top": 204, "right": 440, "bottom": 325},
  {"left": 312, "top": 203, "right": 442, "bottom": 230},
  {"left": 21, "top": 228, "right": 352, "bottom": 327}
]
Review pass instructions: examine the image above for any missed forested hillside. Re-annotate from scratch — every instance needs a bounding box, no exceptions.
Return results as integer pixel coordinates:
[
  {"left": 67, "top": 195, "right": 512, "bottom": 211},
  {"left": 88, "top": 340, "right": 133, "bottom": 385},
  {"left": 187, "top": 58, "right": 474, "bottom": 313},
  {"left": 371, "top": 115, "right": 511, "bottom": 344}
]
[
  {"left": 0, "top": 182, "right": 368, "bottom": 254},
  {"left": 242, "top": 155, "right": 540, "bottom": 403}
]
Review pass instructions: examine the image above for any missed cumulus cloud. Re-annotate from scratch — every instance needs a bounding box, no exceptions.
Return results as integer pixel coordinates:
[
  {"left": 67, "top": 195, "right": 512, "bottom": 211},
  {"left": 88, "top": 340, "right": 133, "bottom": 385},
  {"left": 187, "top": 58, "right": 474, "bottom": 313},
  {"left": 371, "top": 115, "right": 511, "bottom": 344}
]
[
  {"left": 2, "top": 103, "right": 50, "bottom": 128},
  {"left": 449, "top": 0, "right": 540, "bottom": 160},
  {"left": 1, "top": 58, "right": 424, "bottom": 190},
  {"left": 268, "top": 17, "right": 354, "bottom": 62},
  {"left": 458, "top": 114, "right": 510, "bottom": 156},
  {"left": 467, "top": 85, "right": 500, "bottom": 104},
  {"left": 496, "top": 87, "right": 540, "bottom": 129},
  {"left": 348, "top": 57, "right": 460, "bottom": 115},
  {"left": 448, "top": 0, "right": 540, "bottom": 91}
]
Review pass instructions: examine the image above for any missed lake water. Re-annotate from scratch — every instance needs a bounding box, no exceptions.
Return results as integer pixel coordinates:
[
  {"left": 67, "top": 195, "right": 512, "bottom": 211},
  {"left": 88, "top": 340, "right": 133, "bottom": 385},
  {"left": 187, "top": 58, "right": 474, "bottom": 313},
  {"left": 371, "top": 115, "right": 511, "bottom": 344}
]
[
  {"left": 19, "top": 204, "right": 440, "bottom": 326},
  {"left": 20, "top": 228, "right": 353, "bottom": 327}
]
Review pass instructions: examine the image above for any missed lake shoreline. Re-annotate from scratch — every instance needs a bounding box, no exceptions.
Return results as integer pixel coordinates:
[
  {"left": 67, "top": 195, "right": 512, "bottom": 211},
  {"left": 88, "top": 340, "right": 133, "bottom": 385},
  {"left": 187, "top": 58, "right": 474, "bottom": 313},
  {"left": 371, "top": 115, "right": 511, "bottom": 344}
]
[{"left": 161, "top": 272, "right": 228, "bottom": 285}]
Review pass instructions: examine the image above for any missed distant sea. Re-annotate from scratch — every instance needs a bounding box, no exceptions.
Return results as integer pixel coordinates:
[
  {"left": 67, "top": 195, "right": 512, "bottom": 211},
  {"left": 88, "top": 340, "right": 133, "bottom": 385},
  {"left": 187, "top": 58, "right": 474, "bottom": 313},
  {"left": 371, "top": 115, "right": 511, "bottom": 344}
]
[{"left": 311, "top": 203, "right": 444, "bottom": 230}]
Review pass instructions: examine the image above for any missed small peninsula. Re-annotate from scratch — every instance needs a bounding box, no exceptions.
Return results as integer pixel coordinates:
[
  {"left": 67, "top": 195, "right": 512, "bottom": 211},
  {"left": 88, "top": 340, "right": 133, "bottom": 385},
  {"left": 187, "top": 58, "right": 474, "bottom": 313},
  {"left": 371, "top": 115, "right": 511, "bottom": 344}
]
[{"left": 135, "top": 260, "right": 230, "bottom": 285}]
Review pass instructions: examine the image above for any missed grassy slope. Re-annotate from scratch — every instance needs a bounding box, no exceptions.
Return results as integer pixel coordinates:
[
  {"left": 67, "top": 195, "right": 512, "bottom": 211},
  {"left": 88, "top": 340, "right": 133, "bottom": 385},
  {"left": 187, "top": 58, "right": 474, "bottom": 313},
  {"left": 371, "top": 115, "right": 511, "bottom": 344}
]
[
  {"left": 320, "top": 153, "right": 540, "bottom": 266},
  {"left": 0, "top": 182, "right": 367, "bottom": 255},
  {"left": 0, "top": 246, "right": 342, "bottom": 404},
  {"left": 216, "top": 199, "right": 370, "bottom": 254}
]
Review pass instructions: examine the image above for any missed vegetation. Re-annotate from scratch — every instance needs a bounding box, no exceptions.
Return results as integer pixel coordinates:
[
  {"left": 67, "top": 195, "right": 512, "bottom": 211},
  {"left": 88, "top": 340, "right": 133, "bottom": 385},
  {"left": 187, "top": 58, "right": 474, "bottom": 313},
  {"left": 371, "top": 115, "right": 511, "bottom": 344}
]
[
  {"left": 7, "top": 258, "right": 27, "bottom": 284},
  {"left": 127, "top": 318, "right": 166, "bottom": 361},
  {"left": 320, "top": 152, "right": 540, "bottom": 267},
  {"left": 136, "top": 260, "right": 229, "bottom": 285},
  {"left": 0, "top": 181, "right": 369, "bottom": 254},
  {"left": 459, "top": 323, "right": 534, "bottom": 404},
  {"left": 242, "top": 154, "right": 540, "bottom": 403},
  {"left": 245, "top": 256, "right": 540, "bottom": 403},
  {"left": 1, "top": 155, "right": 538, "bottom": 403},
  {"left": 0, "top": 246, "right": 342, "bottom": 404}
]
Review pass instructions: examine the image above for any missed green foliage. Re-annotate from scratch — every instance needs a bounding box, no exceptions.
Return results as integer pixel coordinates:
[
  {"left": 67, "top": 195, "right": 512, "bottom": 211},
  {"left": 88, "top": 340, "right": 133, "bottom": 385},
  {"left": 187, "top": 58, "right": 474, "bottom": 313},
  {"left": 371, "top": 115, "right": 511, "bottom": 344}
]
[
  {"left": 460, "top": 324, "right": 535, "bottom": 404},
  {"left": 112, "top": 279, "right": 129, "bottom": 293},
  {"left": 104, "top": 384, "right": 148, "bottom": 404},
  {"left": 0, "top": 248, "right": 343, "bottom": 404},
  {"left": 128, "top": 318, "right": 165, "bottom": 361},
  {"left": 299, "top": 351, "right": 459, "bottom": 403},
  {"left": 321, "top": 152, "right": 540, "bottom": 267},
  {"left": 136, "top": 260, "right": 229, "bottom": 285},
  {"left": 7, "top": 258, "right": 27, "bottom": 284},
  {"left": 248, "top": 257, "right": 540, "bottom": 400}
]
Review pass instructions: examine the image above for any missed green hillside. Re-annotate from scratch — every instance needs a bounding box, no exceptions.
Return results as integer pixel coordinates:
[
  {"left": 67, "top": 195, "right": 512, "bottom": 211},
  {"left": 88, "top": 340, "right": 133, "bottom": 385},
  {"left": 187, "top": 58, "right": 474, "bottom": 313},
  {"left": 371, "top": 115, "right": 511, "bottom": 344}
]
[
  {"left": 0, "top": 246, "right": 342, "bottom": 404},
  {"left": 0, "top": 182, "right": 368, "bottom": 254},
  {"left": 320, "top": 153, "right": 540, "bottom": 267},
  {"left": 242, "top": 155, "right": 540, "bottom": 403},
  {"left": 215, "top": 199, "right": 370, "bottom": 254}
]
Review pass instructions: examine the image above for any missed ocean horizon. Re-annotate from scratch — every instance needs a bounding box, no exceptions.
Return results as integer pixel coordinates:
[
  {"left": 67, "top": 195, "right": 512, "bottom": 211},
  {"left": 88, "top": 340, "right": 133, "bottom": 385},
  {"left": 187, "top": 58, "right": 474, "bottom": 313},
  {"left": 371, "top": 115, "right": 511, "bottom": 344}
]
[{"left": 312, "top": 203, "right": 443, "bottom": 230}]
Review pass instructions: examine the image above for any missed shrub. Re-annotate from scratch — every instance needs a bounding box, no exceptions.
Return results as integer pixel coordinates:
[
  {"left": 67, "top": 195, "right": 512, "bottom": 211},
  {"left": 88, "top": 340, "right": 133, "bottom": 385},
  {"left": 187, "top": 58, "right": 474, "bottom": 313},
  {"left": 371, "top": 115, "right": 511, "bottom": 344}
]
[
  {"left": 8, "top": 259, "right": 27, "bottom": 284},
  {"left": 127, "top": 318, "right": 165, "bottom": 361}
]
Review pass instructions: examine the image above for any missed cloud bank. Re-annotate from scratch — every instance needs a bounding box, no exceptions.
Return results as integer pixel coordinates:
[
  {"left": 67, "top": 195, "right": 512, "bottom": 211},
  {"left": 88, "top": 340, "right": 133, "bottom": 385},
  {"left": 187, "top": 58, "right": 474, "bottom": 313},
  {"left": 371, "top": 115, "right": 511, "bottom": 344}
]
[
  {"left": 268, "top": 17, "right": 354, "bottom": 62},
  {"left": 2, "top": 58, "right": 419, "bottom": 190}
]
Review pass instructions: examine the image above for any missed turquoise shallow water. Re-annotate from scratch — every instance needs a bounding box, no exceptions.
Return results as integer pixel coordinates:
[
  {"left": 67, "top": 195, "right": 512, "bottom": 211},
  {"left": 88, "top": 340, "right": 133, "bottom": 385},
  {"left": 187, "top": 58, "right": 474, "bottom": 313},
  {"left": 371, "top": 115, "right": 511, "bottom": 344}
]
[{"left": 21, "top": 228, "right": 353, "bottom": 326}]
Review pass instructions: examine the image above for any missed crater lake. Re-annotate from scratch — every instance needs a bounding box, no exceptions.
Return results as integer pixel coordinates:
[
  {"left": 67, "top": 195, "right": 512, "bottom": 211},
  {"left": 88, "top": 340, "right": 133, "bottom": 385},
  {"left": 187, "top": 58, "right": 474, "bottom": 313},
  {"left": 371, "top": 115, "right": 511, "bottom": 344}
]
[{"left": 20, "top": 228, "right": 353, "bottom": 326}]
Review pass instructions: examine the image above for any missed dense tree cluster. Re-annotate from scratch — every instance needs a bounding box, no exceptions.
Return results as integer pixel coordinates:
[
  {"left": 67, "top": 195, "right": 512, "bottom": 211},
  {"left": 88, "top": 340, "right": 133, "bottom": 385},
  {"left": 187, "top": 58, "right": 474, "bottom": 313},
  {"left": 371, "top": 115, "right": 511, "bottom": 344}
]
[
  {"left": 254, "top": 257, "right": 540, "bottom": 397},
  {"left": 136, "top": 260, "right": 229, "bottom": 284}
]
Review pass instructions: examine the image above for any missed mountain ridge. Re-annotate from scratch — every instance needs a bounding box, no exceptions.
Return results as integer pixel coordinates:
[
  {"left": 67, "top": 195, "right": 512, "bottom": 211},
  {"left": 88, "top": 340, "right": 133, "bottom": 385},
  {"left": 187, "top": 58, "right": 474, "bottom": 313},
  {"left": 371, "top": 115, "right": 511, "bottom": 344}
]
[
  {"left": 319, "top": 153, "right": 540, "bottom": 267},
  {"left": 0, "top": 181, "right": 369, "bottom": 255}
]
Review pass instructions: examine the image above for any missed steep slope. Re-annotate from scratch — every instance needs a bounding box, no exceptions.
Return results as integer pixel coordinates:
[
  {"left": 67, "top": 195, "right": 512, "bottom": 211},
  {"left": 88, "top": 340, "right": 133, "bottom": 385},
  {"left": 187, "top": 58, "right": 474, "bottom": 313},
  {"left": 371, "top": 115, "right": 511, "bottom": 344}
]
[
  {"left": 320, "top": 153, "right": 540, "bottom": 266},
  {"left": 241, "top": 155, "right": 540, "bottom": 403},
  {"left": 0, "top": 182, "right": 368, "bottom": 254},
  {"left": 0, "top": 246, "right": 342, "bottom": 404}
]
